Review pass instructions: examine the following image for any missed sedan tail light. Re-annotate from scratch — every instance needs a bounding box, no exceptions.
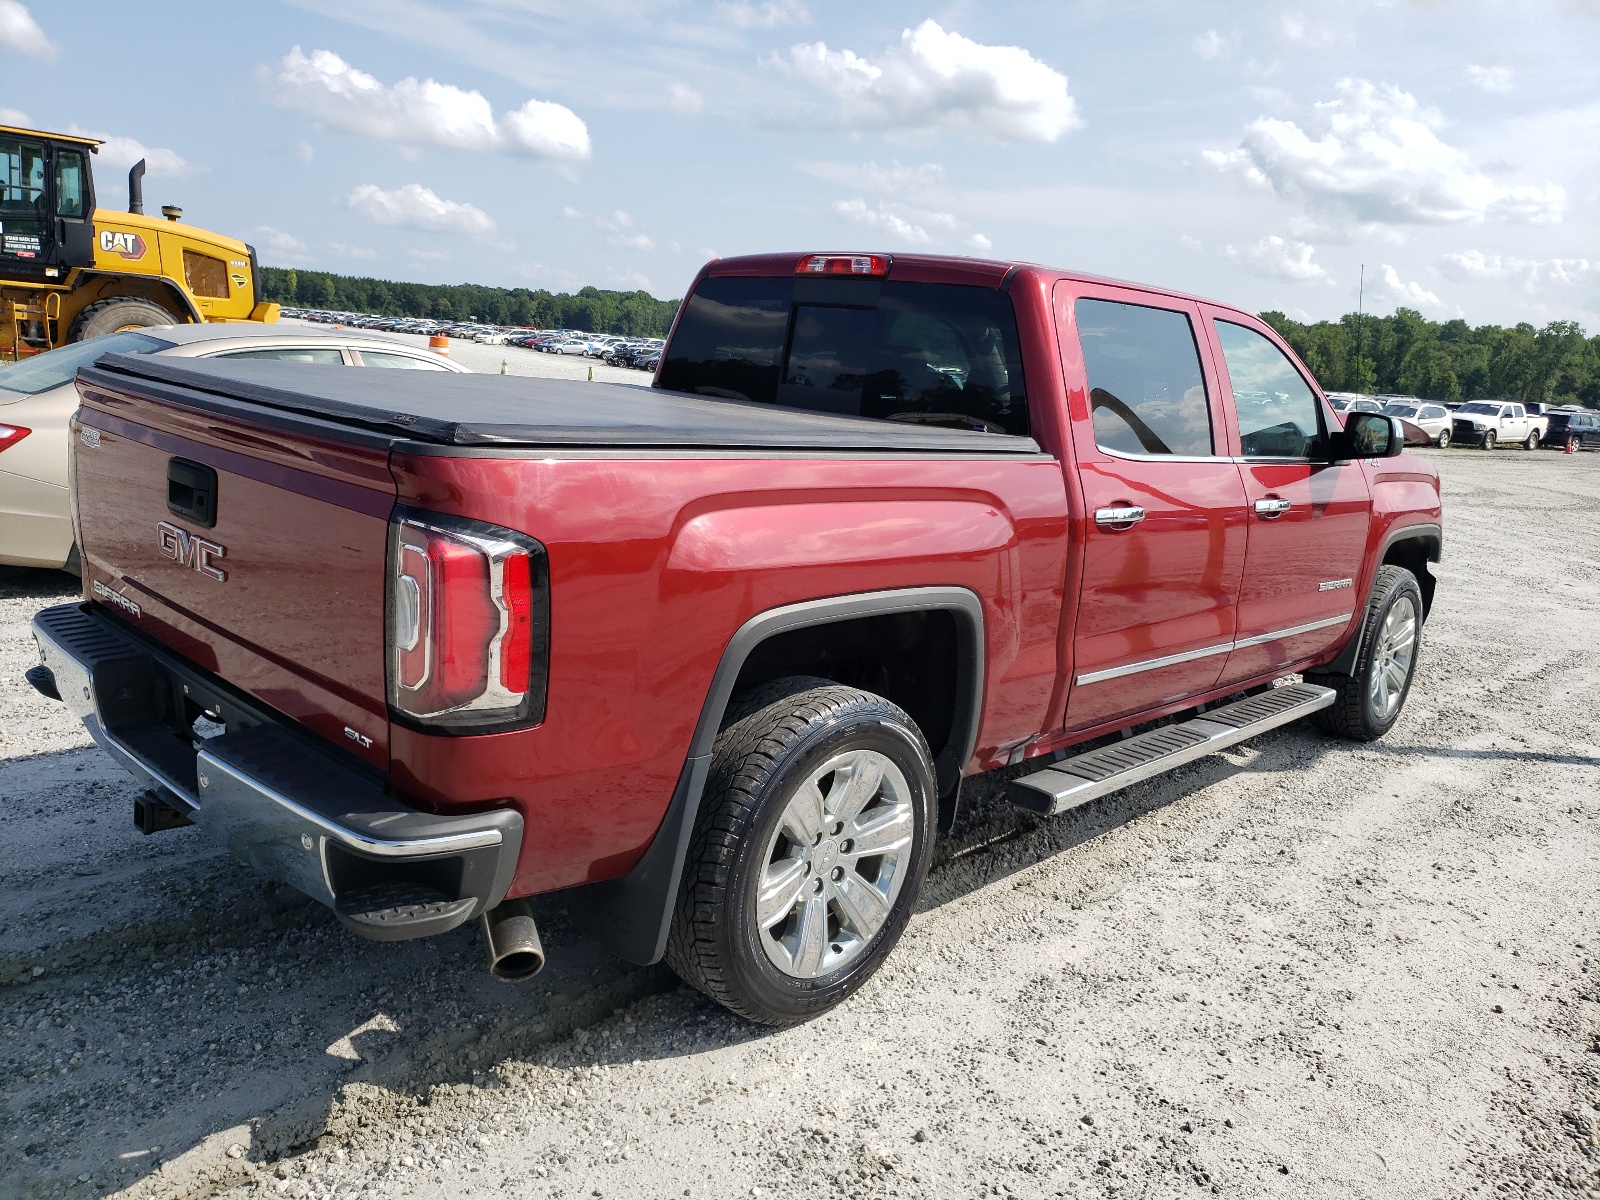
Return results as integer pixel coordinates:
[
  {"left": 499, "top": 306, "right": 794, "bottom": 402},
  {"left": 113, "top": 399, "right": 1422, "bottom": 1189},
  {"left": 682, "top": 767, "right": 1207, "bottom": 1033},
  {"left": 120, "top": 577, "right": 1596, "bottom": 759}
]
[
  {"left": 0, "top": 423, "right": 31, "bottom": 453},
  {"left": 386, "top": 508, "right": 549, "bottom": 733}
]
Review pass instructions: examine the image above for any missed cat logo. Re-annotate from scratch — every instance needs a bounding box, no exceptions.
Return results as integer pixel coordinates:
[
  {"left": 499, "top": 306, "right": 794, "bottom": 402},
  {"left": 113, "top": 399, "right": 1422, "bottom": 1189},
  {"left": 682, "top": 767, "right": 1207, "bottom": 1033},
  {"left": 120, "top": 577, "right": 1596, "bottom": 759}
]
[{"left": 98, "top": 229, "right": 147, "bottom": 261}]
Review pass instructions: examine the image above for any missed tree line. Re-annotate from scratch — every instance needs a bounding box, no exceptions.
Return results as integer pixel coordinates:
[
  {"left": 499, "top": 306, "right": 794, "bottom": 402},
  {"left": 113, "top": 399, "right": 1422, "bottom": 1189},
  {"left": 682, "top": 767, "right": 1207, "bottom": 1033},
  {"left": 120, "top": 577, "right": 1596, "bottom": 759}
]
[
  {"left": 1261, "top": 308, "right": 1599, "bottom": 407},
  {"left": 260, "top": 268, "right": 681, "bottom": 337}
]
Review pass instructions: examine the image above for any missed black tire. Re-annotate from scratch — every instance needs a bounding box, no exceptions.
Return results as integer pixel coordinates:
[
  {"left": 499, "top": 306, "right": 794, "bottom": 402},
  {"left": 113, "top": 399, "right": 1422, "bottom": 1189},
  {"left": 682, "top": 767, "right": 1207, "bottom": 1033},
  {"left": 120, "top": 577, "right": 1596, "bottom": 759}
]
[
  {"left": 68, "top": 297, "right": 176, "bottom": 342},
  {"left": 1481, "top": 429, "right": 1496, "bottom": 451},
  {"left": 666, "top": 680, "right": 936, "bottom": 1026},
  {"left": 1306, "top": 565, "right": 1424, "bottom": 741}
]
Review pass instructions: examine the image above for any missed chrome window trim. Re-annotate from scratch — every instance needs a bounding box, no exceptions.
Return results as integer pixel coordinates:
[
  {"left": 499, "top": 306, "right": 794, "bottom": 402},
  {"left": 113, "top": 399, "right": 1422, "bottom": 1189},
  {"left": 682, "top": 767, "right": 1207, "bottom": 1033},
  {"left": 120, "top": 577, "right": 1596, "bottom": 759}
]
[{"left": 1075, "top": 612, "right": 1354, "bottom": 686}]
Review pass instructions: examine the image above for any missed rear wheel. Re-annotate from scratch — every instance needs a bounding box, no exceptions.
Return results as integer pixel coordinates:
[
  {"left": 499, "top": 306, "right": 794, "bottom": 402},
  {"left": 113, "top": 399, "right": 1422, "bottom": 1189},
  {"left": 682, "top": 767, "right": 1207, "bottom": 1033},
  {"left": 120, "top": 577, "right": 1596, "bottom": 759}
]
[
  {"left": 1307, "top": 565, "right": 1423, "bottom": 742},
  {"left": 1481, "top": 429, "right": 1496, "bottom": 451},
  {"left": 68, "top": 297, "right": 176, "bottom": 342},
  {"left": 1525, "top": 431, "right": 1541, "bottom": 451},
  {"left": 666, "top": 680, "right": 936, "bottom": 1026}
]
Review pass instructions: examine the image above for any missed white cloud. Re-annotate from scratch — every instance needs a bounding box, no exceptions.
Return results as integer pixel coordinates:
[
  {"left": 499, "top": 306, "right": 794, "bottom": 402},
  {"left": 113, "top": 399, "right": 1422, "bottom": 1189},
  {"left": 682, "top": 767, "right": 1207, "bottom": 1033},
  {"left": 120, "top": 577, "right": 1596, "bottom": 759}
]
[
  {"left": 1374, "top": 263, "right": 1449, "bottom": 313},
  {"left": 407, "top": 249, "right": 450, "bottom": 263},
  {"left": 833, "top": 197, "right": 960, "bottom": 244},
  {"left": 295, "top": 140, "right": 315, "bottom": 165},
  {"left": 666, "top": 83, "right": 705, "bottom": 115},
  {"left": 561, "top": 206, "right": 584, "bottom": 220},
  {"left": 266, "top": 47, "right": 591, "bottom": 162},
  {"left": 594, "top": 210, "right": 634, "bottom": 232},
  {"left": 1439, "top": 250, "right": 1594, "bottom": 291},
  {"left": 347, "top": 183, "right": 496, "bottom": 238},
  {"left": 254, "top": 226, "right": 307, "bottom": 255},
  {"left": 1466, "top": 64, "right": 1514, "bottom": 94},
  {"left": 327, "top": 242, "right": 378, "bottom": 260},
  {"left": 719, "top": 0, "right": 809, "bottom": 29},
  {"left": 967, "top": 233, "right": 993, "bottom": 252},
  {"left": 0, "top": 1, "right": 56, "bottom": 60},
  {"left": 1220, "top": 234, "right": 1329, "bottom": 283},
  {"left": 1193, "top": 29, "right": 1235, "bottom": 60},
  {"left": 1180, "top": 233, "right": 1205, "bottom": 251},
  {"left": 1203, "top": 78, "right": 1565, "bottom": 227},
  {"left": 0, "top": 106, "right": 30, "bottom": 126},
  {"left": 609, "top": 233, "right": 656, "bottom": 250},
  {"left": 609, "top": 270, "right": 653, "bottom": 290},
  {"left": 804, "top": 159, "right": 945, "bottom": 194},
  {"left": 68, "top": 126, "right": 198, "bottom": 178},
  {"left": 780, "top": 19, "right": 1082, "bottom": 143},
  {"left": 1279, "top": 12, "right": 1333, "bottom": 44}
]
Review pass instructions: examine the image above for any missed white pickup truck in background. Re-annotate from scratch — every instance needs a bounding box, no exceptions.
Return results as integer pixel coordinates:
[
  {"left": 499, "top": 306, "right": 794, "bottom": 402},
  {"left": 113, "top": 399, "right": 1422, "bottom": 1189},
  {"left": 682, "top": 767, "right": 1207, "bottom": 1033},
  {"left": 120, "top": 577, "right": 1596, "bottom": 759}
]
[{"left": 1450, "top": 401, "right": 1547, "bottom": 450}]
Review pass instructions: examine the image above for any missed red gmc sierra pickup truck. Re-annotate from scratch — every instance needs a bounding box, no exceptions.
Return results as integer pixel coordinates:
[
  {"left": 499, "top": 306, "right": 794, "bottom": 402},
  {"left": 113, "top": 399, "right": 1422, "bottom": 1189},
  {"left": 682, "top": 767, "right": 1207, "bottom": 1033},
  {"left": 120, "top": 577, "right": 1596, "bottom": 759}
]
[{"left": 28, "top": 252, "right": 1442, "bottom": 1025}]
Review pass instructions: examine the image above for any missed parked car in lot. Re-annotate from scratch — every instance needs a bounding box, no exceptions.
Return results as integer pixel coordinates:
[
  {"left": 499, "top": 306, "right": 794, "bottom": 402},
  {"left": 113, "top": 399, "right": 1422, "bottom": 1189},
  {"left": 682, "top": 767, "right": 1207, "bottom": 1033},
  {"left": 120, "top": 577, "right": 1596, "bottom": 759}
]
[
  {"left": 0, "top": 324, "right": 466, "bottom": 570},
  {"left": 1382, "top": 401, "right": 1454, "bottom": 447},
  {"left": 1450, "top": 400, "right": 1545, "bottom": 450},
  {"left": 1327, "top": 393, "right": 1385, "bottom": 416},
  {"left": 29, "top": 251, "right": 1441, "bottom": 1026},
  {"left": 1542, "top": 408, "right": 1600, "bottom": 451}
]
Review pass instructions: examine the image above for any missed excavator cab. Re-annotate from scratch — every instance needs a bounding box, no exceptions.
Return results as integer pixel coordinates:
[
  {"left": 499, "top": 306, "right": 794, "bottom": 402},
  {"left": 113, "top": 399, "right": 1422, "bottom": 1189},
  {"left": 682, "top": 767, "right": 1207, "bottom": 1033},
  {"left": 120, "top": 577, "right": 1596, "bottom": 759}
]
[{"left": 0, "top": 128, "right": 97, "bottom": 280}]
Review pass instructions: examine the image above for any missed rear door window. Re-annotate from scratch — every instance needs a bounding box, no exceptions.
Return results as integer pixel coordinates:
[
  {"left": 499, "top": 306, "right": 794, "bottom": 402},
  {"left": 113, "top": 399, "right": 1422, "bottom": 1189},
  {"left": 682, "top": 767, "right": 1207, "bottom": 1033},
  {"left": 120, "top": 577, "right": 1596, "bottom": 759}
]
[
  {"left": 210, "top": 347, "right": 347, "bottom": 365},
  {"left": 356, "top": 350, "right": 451, "bottom": 370},
  {"left": 1214, "top": 320, "right": 1324, "bottom": 459},
  {"left": 1075, "top": 298, "right": 1212, "bottom": 456},
  {"left": 659, "top": 275, "right": 1028, "bottom": 435}
]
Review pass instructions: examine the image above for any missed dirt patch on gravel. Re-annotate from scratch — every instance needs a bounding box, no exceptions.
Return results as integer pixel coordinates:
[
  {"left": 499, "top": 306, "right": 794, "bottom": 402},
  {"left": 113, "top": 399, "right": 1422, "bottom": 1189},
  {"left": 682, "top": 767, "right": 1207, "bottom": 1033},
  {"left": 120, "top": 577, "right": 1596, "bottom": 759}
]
[{"left": 2, "top": 451, "right": 1596, "bottom": 1200}]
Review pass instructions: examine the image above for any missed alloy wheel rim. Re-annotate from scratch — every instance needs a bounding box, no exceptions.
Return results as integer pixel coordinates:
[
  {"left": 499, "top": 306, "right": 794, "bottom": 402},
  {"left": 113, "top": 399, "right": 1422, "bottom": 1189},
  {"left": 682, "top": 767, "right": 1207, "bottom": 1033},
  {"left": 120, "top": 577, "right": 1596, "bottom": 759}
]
[
  {"left": 1368, "top": 596, "right": 1418, "bottom": 721},
  {"left": 755, "top": 749, "right": 914, "bottom": 979}
]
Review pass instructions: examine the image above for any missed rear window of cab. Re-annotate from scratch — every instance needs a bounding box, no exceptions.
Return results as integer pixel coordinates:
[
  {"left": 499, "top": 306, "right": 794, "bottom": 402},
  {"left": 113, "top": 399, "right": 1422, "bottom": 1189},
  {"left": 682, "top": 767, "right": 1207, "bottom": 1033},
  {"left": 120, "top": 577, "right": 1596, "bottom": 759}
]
[{"left": 657, "top": 275, "right": 1029, "bottom": 436}]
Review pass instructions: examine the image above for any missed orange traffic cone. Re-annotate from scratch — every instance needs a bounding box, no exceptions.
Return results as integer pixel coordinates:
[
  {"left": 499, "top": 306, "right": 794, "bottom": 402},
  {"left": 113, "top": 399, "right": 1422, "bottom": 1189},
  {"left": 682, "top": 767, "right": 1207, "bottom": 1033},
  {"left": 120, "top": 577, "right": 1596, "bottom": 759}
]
[{"left": 429, "top": 333, "right": 449, "bottom": 357}]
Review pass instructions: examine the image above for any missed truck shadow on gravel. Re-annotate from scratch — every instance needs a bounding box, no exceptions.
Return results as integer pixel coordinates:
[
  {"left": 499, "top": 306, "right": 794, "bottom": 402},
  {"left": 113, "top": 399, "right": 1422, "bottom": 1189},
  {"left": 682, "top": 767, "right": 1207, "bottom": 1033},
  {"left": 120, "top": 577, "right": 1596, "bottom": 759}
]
[{"left": 0, "top": 726, "right": 1334, "bottom": 1199}]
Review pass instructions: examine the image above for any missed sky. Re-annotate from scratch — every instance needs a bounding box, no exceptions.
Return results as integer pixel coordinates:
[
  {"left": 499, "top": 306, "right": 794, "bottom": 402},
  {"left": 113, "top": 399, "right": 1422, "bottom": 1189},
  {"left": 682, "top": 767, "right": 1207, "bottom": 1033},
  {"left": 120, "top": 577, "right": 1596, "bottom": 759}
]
[{"left": 2, "top": 0, "right": 1596, "bottom": 329}]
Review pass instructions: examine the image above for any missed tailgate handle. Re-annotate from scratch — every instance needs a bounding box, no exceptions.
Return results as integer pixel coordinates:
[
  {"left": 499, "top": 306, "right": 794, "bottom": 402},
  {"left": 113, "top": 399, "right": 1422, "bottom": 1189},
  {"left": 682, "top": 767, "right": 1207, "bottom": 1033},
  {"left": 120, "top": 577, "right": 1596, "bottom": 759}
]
[{"left": 167, "top": 458, "right": 218, "bottom": 528}]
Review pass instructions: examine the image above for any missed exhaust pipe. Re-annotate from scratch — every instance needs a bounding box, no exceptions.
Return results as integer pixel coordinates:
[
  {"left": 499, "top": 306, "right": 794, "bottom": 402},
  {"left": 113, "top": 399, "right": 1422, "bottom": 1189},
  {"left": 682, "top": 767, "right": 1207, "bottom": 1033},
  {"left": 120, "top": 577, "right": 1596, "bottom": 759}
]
[
  {"left": 482, "top": 897, "right": 545, "bottom": 981},
  {"left": 127, "top": 159, "right": 146, "bottom": 215}
]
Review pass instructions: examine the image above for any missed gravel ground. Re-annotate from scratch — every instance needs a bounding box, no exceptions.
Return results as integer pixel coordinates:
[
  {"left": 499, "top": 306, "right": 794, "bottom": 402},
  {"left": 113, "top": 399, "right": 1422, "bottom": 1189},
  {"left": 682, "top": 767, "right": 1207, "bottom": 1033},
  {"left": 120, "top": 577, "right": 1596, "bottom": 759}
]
[{"left": 1, "top": 450, "right": 1596, "bottom": 1200}]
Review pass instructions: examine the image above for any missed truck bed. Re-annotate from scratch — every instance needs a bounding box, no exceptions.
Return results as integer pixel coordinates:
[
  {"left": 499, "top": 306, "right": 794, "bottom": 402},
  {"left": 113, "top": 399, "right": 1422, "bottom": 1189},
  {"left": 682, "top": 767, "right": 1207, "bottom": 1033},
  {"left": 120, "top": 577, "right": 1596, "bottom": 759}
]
[{"left": 79, "top": 355, "right": 1044, "bottom": 454}]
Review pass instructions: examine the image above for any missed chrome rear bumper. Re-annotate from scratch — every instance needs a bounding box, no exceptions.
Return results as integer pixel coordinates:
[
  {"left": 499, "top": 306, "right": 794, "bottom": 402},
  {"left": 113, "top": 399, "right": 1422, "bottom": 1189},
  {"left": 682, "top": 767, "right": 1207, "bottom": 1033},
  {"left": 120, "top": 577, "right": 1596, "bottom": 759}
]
[{"left": 30, "top": 603, "right": 523, "bottom": 940}]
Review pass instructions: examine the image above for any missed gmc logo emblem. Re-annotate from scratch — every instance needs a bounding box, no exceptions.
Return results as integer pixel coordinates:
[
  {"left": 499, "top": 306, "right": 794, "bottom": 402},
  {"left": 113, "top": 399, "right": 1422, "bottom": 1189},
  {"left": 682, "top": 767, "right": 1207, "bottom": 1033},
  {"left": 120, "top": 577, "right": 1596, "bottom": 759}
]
[{"left": 158, "top": 521, "right": 228, "bottom": 581}]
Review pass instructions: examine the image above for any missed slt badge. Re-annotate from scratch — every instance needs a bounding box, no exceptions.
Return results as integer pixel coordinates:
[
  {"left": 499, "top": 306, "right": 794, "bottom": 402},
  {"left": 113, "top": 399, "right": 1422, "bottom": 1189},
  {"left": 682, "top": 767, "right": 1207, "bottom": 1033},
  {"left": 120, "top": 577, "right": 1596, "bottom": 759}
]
[{"left": 158, "top": 521, "right": 227, "bottom": 581}]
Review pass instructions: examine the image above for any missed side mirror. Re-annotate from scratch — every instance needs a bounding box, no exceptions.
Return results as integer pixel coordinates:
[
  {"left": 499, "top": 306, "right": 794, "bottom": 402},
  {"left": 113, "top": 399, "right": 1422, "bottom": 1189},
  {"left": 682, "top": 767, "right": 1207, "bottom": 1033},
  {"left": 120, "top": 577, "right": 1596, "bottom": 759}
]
[{"left": 1329, "top": 412, "right": 1404, "bottom": 460}]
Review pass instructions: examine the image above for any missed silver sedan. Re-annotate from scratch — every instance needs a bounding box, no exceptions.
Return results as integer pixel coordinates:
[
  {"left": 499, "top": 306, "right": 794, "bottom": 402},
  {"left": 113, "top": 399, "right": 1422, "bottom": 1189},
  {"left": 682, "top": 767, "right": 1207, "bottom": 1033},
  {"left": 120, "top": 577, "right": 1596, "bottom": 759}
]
[{"left": 0, "top": 323, "right": 467, "bottom": 571}]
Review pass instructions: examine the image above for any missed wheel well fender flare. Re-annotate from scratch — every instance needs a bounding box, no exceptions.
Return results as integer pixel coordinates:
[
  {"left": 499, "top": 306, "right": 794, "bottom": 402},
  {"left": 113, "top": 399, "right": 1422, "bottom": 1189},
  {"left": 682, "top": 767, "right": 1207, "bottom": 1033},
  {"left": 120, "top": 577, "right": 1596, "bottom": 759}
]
[
  {"left": 1324, "top": 523, "right": 1440, "bottom": 677},
  {"left": 568, "top": 586, "right": 986, "bottom": 967},
  {"left": 74, "top": 273, "right": 201, "bottom": 324}
]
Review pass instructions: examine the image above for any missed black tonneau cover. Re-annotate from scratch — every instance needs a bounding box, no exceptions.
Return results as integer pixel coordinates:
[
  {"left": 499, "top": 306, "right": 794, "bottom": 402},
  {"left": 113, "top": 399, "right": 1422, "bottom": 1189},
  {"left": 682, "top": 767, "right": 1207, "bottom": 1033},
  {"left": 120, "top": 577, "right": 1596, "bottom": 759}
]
[{"left": 79, "top": 355, "right": 1042, "bottom": 454}]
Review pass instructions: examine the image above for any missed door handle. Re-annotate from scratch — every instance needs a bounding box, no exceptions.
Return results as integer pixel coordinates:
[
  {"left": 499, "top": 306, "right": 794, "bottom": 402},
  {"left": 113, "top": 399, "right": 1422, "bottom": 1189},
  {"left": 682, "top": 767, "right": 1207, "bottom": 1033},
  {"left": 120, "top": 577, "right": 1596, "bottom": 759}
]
[
  {"left": 1094, "top": 505, "right": 1146, "bottom": 528},
  {"left": 1254, "top": 497, "right": 1292, "bottom": 519}
]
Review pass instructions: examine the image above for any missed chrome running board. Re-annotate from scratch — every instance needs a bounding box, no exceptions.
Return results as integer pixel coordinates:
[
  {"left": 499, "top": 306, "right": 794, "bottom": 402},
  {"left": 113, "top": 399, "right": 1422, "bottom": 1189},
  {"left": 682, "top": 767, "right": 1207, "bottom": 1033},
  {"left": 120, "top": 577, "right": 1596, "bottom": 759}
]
[{"left": 1008, "top": 682, "right": 1337, "bottom": 816}]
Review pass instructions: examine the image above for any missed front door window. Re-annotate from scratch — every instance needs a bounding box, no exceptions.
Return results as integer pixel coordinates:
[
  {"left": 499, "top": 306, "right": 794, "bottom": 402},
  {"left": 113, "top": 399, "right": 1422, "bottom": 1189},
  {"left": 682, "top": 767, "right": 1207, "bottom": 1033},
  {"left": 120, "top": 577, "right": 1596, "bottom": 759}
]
[{"left": 0, "top": 136, "right": 49, "bottom": 260}]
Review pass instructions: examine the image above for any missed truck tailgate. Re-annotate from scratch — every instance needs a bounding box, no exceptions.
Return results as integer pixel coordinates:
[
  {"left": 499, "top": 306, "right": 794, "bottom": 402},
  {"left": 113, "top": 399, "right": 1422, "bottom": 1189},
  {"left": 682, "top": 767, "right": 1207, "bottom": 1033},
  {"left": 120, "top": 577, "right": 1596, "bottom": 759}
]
[{"left": 72, "top": 377, "right": 395, "bottom": 769}]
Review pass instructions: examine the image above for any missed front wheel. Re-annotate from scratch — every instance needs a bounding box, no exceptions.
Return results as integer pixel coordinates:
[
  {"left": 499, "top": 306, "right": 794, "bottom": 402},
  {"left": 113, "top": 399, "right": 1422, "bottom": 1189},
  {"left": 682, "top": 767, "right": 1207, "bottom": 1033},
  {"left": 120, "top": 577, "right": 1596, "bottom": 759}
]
[
  {"left": 1435, "top": 429, "right": 1450, "bottom": 449},
  {"left": 1307, "top": 565, "right": 1423, "bottom": 741},
  {"left": 68, "top": 297, "right": 176, "bottom": 342},
  {"left": 666, "top": 680, "right": 936, "bottom": 1026},
  {"left": 1482, "top": 430, "right": 1496, "bottom": 451}
]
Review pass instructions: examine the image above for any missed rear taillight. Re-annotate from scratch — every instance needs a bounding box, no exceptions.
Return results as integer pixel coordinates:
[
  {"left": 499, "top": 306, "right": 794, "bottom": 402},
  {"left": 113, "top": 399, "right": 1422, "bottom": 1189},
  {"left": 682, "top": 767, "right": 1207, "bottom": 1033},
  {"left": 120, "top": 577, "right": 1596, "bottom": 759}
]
[
  {"left": 0, "top": 423, "right": 30, "bottom": 453},
  {"left": 386, "top": 508, "right": 549, "bottom": 733}
]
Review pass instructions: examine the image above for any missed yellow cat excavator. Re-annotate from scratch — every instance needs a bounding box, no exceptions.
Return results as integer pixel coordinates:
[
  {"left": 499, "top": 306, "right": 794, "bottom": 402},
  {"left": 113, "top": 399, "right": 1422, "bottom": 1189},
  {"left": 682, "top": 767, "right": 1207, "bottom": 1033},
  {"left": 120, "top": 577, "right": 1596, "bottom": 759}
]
[{"left": 1, "top": 123, "right": 279, "bottom": 360}]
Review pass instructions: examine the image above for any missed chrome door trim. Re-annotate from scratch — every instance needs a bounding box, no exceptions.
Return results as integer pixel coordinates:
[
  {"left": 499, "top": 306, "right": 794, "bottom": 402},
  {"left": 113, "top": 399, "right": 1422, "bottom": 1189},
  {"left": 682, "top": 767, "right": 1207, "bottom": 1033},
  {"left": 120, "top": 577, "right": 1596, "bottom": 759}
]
[
  {"left": 1075, "top": 640, "right": 1233, "bottom": 686},
  {"left": 1229, "top": 613, "right": 1352, "bottom": 650},
  {"left": 1075, "top": 612, "right": 1354, "bottom": 686}
]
